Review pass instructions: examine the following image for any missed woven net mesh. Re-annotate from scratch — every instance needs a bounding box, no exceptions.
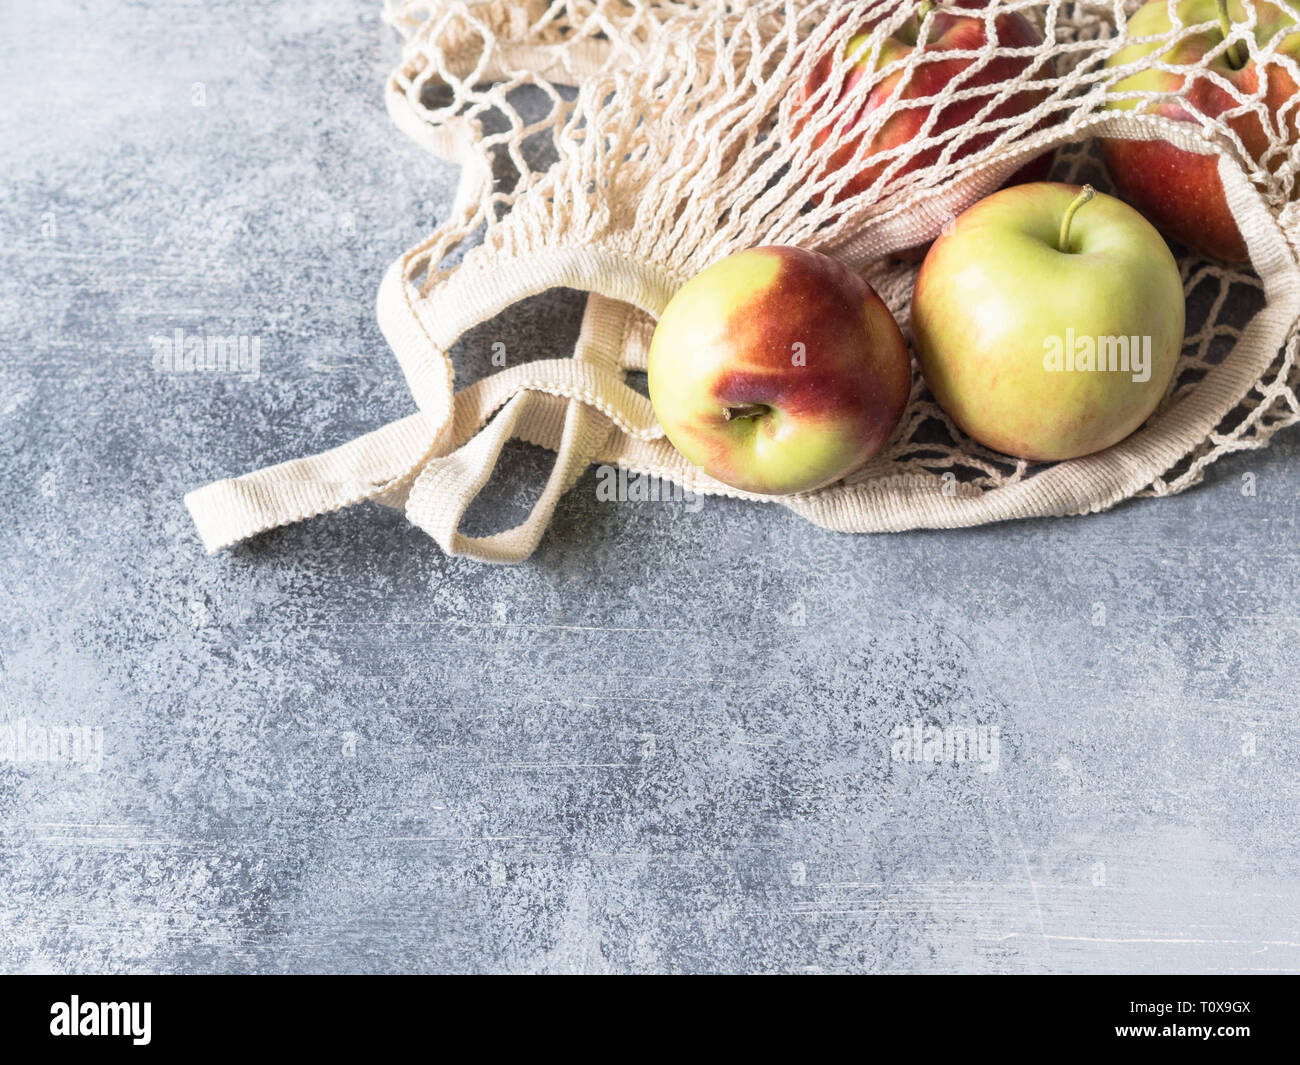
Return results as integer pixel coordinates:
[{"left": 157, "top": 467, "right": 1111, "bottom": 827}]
[
  {"left": 384, "top": 0, "right": 1298, "bottom": 496},
  {"left": 183, "top": 2, "right": 1300, "bottom": 560}
]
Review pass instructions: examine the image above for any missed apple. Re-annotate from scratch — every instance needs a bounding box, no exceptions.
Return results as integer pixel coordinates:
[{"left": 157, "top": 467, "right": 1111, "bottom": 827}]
[
  {"left": 911, "top": 182, "right": 1185, "bottom": 461},
  {"left": 647, "top": 246, "right": 912, "bottom": 494},
  {"left": 1101, "top": 0, "right": 1300, "bottom": 263},
  {"left": 795, "top": 0, "right": 1057, "bottom": 217}
]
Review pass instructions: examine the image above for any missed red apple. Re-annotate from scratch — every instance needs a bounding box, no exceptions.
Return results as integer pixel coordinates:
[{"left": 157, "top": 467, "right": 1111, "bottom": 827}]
[
  {"left": 1101, "top": 0, "right": 1300, "bottom": 263},
  {"left": 647, "top": 246, "right": 911, "bottom": 495},
  {"left": 794, "top": 0, "right": 1057, "bottom": 225}
]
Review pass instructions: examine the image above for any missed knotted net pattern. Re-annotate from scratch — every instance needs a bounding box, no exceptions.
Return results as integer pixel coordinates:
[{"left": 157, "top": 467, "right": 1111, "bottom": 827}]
[{"left": 185, "top": 0, "right": 1300, "bottom": 561}]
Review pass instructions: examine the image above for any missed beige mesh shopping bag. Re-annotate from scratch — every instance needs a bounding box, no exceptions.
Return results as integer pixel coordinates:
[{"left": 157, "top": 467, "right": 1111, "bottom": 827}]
[{"left": 185, "top": 0, "right": 1300, "bottom": 563}]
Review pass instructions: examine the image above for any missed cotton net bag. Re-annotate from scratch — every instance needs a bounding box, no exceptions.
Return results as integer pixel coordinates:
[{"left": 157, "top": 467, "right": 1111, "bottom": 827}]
[{"left": 185, "top": 0, "right": 1300, "bottom": 563}]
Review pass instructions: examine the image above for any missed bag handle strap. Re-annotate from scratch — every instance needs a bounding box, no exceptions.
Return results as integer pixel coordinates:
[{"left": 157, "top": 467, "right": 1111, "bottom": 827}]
[
  {"left": 403, "top": 291, "right": 637, "bottom": 561},
  {"left": 185, "top": 239, "right": 670, "bottom": 557},
  {"left": 184, "top": 412, "right": 439, "bottom": 553}
]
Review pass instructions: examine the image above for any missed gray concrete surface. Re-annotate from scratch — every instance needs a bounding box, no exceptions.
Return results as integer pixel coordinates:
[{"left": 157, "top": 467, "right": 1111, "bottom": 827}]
[{"left": 2, "top": 0, "right": 1299, "bottom": 974}]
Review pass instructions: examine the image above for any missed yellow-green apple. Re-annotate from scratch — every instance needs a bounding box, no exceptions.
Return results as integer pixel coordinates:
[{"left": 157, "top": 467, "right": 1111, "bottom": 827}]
[
  {"left": 795, "top": 0, "right": 1057, "bottom": 216},
  {"left": 911, "top": 183, "right": 1185, "bottom": 461},
  {"left": 647, "top": 246, "right": 911, "bottom": 494},
  {"left": 1101, "top": 0, "right": 1300, "bottom": 263}
]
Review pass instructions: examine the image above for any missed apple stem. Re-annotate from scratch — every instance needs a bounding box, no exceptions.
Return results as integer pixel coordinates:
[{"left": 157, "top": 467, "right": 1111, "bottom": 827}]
[
  {"left": 917, "top": 0, "right": 935, "bottom": 24},
  {"left": 1215, "top": 0, "right": 1246, "bottom": 70},
  {"left": 1058, "top": 184, "right": 1095, "bottom": 253},
  {"left": 722, "top": 404, "right": 768, "bottom": 422}
]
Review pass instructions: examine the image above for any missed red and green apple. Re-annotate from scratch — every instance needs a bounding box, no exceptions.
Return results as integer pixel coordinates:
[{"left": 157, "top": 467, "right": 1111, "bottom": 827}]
[
  {"left": 647, "top": 246, "right": 912, "bottom": 494},
  {"left": 795, "top": 0, "right": 1057, "bottom": 221},
  {"left": 1102, "top": 0, "right": 1300, "bottom": 263}
]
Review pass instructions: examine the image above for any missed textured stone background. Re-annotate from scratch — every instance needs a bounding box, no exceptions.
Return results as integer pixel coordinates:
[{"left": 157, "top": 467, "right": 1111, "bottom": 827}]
[{"left": 2, "top": 1, "right": 1298, "bottom": 974}]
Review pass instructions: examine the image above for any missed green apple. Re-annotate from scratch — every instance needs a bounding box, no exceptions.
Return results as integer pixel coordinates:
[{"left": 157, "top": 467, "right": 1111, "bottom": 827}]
[
  {"left": 647, "top": 246, "right": 912, "bottom": 494},
  {"left": 911, "top": 182, "right": 1185, "bottom": 461}
]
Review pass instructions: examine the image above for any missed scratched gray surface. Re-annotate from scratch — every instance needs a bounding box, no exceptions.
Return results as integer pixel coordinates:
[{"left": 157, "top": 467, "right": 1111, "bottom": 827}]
[{"left": 2, "top": 0, "right": 1299, "bottom": 975}]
